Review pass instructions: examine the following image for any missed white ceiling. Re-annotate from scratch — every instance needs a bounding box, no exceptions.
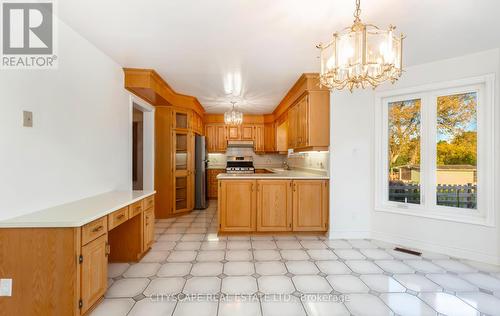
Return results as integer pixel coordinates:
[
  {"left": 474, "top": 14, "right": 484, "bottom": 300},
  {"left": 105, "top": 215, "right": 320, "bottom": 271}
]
[{"left": 58, "top": 0, "right": 500, "bottom": 114}]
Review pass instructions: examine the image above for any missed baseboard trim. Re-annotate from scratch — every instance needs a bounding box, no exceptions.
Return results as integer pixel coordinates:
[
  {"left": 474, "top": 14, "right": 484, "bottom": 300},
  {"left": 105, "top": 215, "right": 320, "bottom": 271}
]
[
  {"left": 371, "top": 230, "right": 500, "bottom": 265},
  {"left": 327, "top": 231, "right": 371, "bottom": 239}
]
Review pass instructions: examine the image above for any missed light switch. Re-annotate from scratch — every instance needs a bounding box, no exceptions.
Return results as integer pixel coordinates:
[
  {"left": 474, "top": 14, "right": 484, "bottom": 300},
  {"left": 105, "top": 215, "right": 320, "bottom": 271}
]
[
  {"left": 23, "top": 111, "right": 33, "bottom": 127},
  {"left": 0, "top": 278, "right": 12, "bottom": 296}
]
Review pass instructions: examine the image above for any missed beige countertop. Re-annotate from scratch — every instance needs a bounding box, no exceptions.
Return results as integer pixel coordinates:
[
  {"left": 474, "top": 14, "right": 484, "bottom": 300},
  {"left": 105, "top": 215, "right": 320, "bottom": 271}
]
[
  {"left": 0, "top": 190, "right": 155, "bottom": 228},
  {"left": 216, "top": 168, "right": 329, "bottom": 180}
]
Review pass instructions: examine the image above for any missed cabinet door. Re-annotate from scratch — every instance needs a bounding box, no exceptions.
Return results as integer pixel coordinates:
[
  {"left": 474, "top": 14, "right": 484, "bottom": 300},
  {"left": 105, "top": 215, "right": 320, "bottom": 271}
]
[
  {"left": 257, "top": 180, "right": 292, "bottom": 231},
  {"left": 215, "top": 125, "right": 227, "bottom": 151},
  {"left": 80, "top": 234, "right": 107, "bottom": 315},
  {"left": 292, "top": 180, "right": 328, "bottom": 231},
  {"left": 143, "top": 208, "right": 155, "bottom": 250},
  {"left": 227, "top": 126, "right": 240, "bottom": 140},
  {"left": 288, "top": 105, "right": 297, "bottom": 149},
  {"left": 254, "top": 125, "right": 265, "bottom": 152},
  {"left": 219, "top": 180, "right": 256, "bottom": 232},
  {"left": 174, "top": 175, "right": 190, "bottom": 213},
  {"left": 241, "top": 125, "right": 254, "bottom": 140},
  {"left": 174, "top": 110, "right": 189, "bottom": 130},
  {"left": 188, "top": 132, "right": 195, "bottom": 210},
  {"left": 297, "top": 95, "right": 309, "bottom": 147},
  {"left": 264, "top": 123, "right": 276, "bottom": 152},
  {"left": 205, "top": 125, "right": 215, "bottom": 152}
]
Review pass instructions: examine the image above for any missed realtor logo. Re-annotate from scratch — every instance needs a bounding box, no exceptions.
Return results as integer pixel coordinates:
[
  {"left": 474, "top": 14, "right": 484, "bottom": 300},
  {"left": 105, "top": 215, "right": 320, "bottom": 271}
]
[{"left": 1, "top": 0, "right": 57, "bottom": 69}]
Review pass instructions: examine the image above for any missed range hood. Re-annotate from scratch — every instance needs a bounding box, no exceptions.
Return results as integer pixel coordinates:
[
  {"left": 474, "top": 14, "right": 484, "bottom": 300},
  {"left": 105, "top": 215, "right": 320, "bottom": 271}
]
[{"left": 227, "top": 140, "right": 254, "bottom": 148}]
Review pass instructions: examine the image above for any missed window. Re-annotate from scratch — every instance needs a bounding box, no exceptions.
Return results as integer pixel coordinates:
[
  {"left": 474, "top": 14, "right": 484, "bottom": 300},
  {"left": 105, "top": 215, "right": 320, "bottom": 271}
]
[{"left": 375, "top": 75, "right": 495, "bottom": 225}]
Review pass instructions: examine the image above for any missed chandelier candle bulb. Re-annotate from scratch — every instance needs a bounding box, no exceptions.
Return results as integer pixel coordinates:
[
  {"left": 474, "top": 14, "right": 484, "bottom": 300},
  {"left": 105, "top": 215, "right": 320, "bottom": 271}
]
[{"left": 317, "top": 0, "right": 404, "bottom": 91}]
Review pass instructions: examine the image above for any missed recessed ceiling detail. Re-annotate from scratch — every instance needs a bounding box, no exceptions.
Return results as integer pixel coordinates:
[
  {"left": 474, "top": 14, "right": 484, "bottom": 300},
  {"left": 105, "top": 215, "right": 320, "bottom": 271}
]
[{"left": 58, "top": 0, "right": 500, "bottom": 113}]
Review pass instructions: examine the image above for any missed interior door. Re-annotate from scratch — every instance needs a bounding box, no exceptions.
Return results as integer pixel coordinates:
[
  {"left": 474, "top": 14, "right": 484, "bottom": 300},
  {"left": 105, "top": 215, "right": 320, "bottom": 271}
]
[
  {"left": 292, "top": 180, "right": 328, "bottom": 231},
  {"left": 219, "top": 180, "right": 256, "bottom": 232},
  {"left": 257, "top": 180, "right": 292, "bottom": 231},
  {"left": 80, "top": 235, "right": 107, "bottom": 315}
]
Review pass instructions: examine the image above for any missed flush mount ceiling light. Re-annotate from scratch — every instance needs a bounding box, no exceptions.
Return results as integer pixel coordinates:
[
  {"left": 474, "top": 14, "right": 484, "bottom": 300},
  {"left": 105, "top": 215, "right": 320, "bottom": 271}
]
[
  {"left": 224, "top": 101, "right": 243, "bottom": 125},
  {"left": 317, "top": 0, "right": 404, "bottom": 91}
]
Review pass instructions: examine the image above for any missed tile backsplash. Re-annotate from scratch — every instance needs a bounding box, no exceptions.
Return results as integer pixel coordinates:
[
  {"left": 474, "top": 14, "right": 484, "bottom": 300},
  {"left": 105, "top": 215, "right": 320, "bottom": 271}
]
[
  {"left": 286, "top": 151, "right": 329, "bottom": 172},
  {"left": 208, "top": 150, "right": 286, "bottom": 169}
]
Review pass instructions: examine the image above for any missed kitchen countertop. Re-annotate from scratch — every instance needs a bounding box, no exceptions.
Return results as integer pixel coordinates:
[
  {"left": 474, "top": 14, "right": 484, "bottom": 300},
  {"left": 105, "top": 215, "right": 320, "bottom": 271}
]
[
  {"left": 217, "top": 168, "right": 329, "bottom": 180},
  {"left": 0, "top": 190, "right": 155, "bottom": 228}
]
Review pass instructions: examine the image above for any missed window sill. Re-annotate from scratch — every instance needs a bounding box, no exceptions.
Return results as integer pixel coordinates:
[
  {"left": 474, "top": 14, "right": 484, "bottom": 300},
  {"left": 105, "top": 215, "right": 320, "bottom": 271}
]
[{"left": 374, "top": 205, "right": 495, "bottom": 227}]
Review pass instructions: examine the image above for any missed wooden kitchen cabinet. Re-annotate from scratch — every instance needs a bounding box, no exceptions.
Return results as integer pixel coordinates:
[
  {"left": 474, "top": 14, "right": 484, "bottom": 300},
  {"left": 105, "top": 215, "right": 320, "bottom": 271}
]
[
  {"left": 218, "top": 180, "right": 256, "bottom": 232},
  {"left": 80, "top": 234, "right": 108, "bottom": 315},
  {"left": 215, "top": 125, "right": 227, "bottom": 152},
  {"left": 143, "top": 208, "right": 155, "bottom": 250},
  {"left": 218, "top": 179, "right": 328, "bottom": 233},
  {"left": 264, "top": 122, "right": 276, "bottom": 152},
  {"left": 256, "top": 180, "right": 292, "bottom": 231},
  {"left": 292, "top": 180, "right": 329, "bottom": 231},
  {"left": 227, "top": 126, "right": 240, "bottom": 140},
  {"left": 254, "top": 124, "right": 265, "bottom": 152},
  {"left": 240, "top": 125, "right": 254, "bottom": 140},
  {"left": 287, "top": 92, "right": 329, "bottom": 152},
  {"left": 205, "top": 124, "right": 216, "bottom": 152}
]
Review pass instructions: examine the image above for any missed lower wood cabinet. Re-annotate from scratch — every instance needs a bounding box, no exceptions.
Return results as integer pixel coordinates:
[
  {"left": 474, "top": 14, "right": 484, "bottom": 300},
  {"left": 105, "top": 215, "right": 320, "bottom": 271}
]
[
  {"left": 218, "top": 180, "right": 256, "bottom": 232},
  {"left": 292, "top": 180, "right": 329, "bottom": 231},
  {"left": 143, "top": 208, "right": 155, "bottom": 250},
  {"left": 256, "top": 180, "right": 292, "bottom": 231},
  {"left": 80, "top": 234, "right": 108, "bottom": 315},
  {"left": 219, "top": 179, "right": 328, "bottom": 233}
]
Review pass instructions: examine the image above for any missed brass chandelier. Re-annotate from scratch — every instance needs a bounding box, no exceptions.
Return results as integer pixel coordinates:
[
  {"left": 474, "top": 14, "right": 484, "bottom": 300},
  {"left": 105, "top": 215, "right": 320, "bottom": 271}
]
[
  {"left": 224, "top": 101, "right": 243, "bottom": 125},
  {"left": 317, "top": 0, "right": 404, "bottom": 91}
]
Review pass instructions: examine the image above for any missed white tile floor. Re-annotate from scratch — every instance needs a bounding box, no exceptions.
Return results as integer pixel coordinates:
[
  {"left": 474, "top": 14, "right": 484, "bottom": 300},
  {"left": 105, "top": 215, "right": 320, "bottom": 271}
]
[{"left": 92, "top": 201, "right": 500, "bottom": 316}]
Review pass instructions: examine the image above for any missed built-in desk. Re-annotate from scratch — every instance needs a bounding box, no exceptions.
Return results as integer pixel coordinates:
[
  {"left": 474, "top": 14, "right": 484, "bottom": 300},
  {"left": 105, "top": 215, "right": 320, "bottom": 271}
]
[{"left": 0, "top": 190, "right": 156, "bottom": 315}]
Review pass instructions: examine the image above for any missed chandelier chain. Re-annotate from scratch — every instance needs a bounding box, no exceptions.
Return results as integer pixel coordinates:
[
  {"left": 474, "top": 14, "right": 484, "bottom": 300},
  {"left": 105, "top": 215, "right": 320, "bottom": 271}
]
[{"left": 354, "top": 0, "right": 361, "bottom": 21}]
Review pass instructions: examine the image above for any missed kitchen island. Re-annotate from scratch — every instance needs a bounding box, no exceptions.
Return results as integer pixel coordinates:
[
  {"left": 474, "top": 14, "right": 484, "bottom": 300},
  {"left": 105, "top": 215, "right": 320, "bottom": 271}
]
[{"left": 217, "top": 169, "right": 329, "bottom": 234}]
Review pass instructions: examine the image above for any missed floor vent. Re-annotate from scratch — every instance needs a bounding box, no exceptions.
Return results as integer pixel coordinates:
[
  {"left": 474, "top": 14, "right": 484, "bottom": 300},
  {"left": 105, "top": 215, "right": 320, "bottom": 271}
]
[{"left": 393, "top": 247, "right": 422, "bottom": 256}]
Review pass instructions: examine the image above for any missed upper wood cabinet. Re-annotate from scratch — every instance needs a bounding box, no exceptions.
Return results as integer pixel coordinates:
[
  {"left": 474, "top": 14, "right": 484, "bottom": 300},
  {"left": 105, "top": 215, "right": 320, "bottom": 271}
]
[
  {"left": 264, "top": 122, "right": 276, "bottom": 152},
  {"left": 287, "top": 92, "right": 329, "bottom": 151},
  {"left": 256, "top": 180, "right": 292, "bottom": 231},
  {"left": 205, "top": 124, "right": 216, "bottom": 152},
  {"left": 241, "top": 125, "right": 254, "bottom": 140},
  {"left": 80, "top": 234, "right": 108, "bottom": 315},
  {"left": 227, "top": 126, "right": 240, "bottom": 140},
  {"left": 218, "top": 180, "right": 257, "bottom": 232},
  {"left": 292, "top": 180, "right": 329, "bottom": 231},
  {"left": 174, "top": 109, "right": 189, "bottom": 130},
  {"left": 215, "top": 125, "right": 227, "bottom": 152},
  {"left": 254, "top": 124, "right": 265, "bottom": 153}
]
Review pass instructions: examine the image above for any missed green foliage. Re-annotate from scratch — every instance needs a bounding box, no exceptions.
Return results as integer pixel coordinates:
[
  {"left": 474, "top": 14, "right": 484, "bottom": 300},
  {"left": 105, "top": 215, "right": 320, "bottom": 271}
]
[{"left": 437, "top": 131, "right": 477, "bottom": 166}]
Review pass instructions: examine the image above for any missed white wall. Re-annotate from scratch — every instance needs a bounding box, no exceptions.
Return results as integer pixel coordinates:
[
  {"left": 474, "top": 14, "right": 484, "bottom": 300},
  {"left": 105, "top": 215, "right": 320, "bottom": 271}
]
[
  {"left": 329, "top": 49, "right": 500, "bottom": 264},
  {"left": 0, "top": 18, "right": 131, "bottom": 220},
  {"left": 329, "top": 90, "right": 373, "bottom": 238}
]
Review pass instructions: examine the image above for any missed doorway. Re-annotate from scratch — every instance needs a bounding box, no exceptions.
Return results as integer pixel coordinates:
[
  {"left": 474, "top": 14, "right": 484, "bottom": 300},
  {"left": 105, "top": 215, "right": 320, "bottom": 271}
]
[
  {"left": 132, "top": 107, "right": 144, "bottom": 190},
  {"left": 130, "top": 96, "right": 155, "bottom": 191}
]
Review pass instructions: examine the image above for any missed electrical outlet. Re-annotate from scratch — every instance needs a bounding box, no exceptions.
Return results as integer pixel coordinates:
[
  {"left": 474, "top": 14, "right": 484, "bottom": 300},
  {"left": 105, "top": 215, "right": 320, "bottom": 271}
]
[
  {"left": 23, "top": 111, "right": 33, "bottom": 127},
  {"left": 0, "top": 279, "right": 12, "bottom": 296}
]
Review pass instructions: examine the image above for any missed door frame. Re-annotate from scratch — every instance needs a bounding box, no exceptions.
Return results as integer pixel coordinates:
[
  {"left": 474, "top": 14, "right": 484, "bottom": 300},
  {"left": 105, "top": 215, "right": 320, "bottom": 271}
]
[{"left": 129, "top": 95, "right": 155, "bottom": 191}]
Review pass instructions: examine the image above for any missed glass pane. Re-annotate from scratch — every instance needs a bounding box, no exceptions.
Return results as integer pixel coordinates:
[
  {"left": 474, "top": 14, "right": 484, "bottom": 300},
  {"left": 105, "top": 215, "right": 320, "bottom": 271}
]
[
  {"left": 176, "top": 112, "right": 188, "bottom": 129},
  {"left": 175, "top": 176, "right": 187, "bottom": 210},
  {"left": 388, "top": 99, "right": 421, "bottom": 204},
  {"left": 436, "top": 92, "right": 477, "bottom": 209},
  {"left": 176, "top": 133, "right": 187, "bottom": 170}
]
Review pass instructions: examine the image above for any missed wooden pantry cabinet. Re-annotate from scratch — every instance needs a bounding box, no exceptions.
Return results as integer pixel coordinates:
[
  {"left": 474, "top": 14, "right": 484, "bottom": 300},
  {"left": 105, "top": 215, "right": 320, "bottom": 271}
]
[
  {"left": 218, "top": 179, "right": 328, "bottom": 233},
  {"left": 0, "top": 194, "right": 155, "bottom": 316}
]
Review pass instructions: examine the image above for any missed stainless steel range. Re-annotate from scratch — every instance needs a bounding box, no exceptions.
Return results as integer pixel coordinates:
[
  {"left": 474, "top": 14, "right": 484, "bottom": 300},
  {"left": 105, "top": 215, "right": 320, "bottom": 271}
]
[{"left": 226, "top": 156, "right": 255, "bottom": 174}]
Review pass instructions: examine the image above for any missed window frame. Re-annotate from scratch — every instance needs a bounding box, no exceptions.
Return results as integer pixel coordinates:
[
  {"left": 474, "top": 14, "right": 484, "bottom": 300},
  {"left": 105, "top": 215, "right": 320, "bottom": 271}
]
[{"left": 374, "top": 75, "right": 495, "bottom": 226}]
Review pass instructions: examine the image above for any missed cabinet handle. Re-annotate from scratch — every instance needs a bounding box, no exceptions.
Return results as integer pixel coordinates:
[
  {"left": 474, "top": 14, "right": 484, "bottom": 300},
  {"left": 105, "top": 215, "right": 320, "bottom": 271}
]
[
  {"left": 117, "top": 214, "right": 125, "bottom": 220},
  {"left": 92, "top": 225, "right": 103, "bottom": 233},
  {"left": 293, "top": 183, "right": 297, "bottom": 192},
  {"left": 105, "top": 243, "right": 111, "bottom": 256}
]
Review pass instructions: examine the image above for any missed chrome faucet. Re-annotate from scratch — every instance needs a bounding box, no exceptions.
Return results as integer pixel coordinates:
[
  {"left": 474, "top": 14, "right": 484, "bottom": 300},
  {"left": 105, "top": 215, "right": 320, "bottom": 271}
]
[{"left": 282, "top": 160, "right": 291, "bottom": 170}]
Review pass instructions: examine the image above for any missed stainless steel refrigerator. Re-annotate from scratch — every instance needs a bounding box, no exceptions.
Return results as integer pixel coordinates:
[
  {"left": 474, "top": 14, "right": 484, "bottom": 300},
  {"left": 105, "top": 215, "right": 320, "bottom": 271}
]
[{"left": 194, "top": 135, "right": 209, "bottom": 209}]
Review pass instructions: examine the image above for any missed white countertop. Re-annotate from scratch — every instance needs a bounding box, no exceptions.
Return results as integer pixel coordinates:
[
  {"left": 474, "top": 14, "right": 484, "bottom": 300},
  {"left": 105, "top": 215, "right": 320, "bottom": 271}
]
[
  {"left": 217, "top": 169, "right": 329, "bottom": 180},
  {"left": 0, "top": 190, "right": 155, "bottom": 228}
]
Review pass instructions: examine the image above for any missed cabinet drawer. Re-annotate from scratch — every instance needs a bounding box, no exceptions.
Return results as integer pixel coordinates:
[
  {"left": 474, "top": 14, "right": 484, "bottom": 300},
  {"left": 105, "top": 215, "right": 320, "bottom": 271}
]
[
  {"left": 108, "top": 207, "right": 129, "bottom": 230},
  {"left": 82, "top": 217, "right": 107, "bottom": 245},
  {"left": 143, "top": 195, "right": 154, "bottom": 210},
  {"left": 129, "top": 200, "right": 143, "bottom": 218}
]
